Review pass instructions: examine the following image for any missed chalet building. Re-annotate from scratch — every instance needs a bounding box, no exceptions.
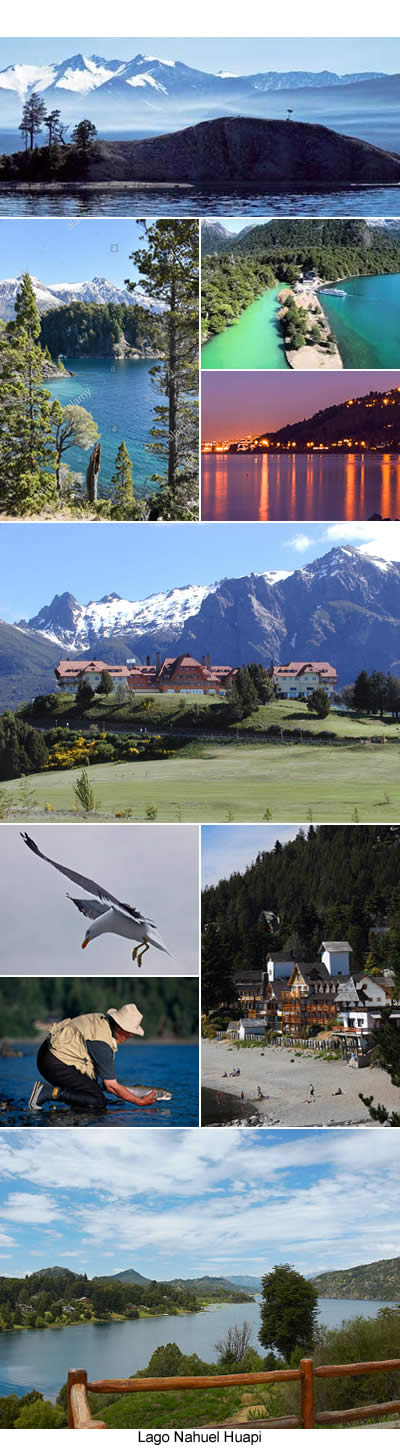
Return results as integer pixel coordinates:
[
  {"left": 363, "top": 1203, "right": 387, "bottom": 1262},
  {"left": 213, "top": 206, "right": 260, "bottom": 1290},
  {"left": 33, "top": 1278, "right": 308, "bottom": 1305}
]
[
  {"left": 273, "top": 661, "right": 337, "bottom": 699},
  {"left": 267, "top": 949, "right": 297, "bottom": 983},
  {"left": 234, "top": 970, "right": 269, "bottom": 1015},
  {"left": 55, "top": 659, "right": 129, "bottom": 691},
  {"left": 128, "top": 653, "right": 237, "bottom": 696}
]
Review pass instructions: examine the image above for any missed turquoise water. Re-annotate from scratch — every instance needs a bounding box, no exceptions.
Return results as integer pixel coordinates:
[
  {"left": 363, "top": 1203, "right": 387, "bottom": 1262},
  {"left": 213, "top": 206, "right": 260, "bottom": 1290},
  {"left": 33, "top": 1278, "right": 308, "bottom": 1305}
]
[
  {"left": 202, "top": 286, "right": 288, "bottom": 371},
  {"left": 202, "top": 451, "right": 400, "bottom": 521},
  {"left": 0, "top": 1297, "right": 395, "bottom": 1401},
  {"left": 46, "top": 357, "right": 161, "bottom": 496},
  {"left": 319, "top": 273, "right": 400, "bottom": 368}
]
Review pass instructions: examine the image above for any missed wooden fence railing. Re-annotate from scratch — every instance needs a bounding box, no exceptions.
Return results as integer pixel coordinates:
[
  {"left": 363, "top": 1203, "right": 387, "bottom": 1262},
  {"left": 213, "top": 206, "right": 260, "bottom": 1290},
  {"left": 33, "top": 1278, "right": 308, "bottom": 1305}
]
[{"left": 67, "top": 1356, "right": 400, "bottom": 1430}]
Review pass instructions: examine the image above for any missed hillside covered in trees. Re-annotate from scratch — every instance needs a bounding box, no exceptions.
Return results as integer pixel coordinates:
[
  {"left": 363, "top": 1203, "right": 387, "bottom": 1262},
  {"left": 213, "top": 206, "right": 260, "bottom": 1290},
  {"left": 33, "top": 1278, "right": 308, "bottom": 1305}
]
[
  {"left": 312, "top": 1255, "right": 400, "bottom": 1300},
  {"left": 201, "top": 219, "right": 400, "bottom": 341},
  {"left": 202, "top": 825, "right": 400, "bottom": 983},
  {"left": 0, "top": 976, "right": 198, "bottom": 1040},
  {"left": 40, "top": 301, "right": 161, "bottom": 359}
]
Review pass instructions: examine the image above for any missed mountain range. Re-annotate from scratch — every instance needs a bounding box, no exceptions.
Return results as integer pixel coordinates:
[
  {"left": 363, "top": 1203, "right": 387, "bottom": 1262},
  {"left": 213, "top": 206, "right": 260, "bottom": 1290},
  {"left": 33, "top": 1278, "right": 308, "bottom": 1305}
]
[
  {"left": 3, "top": 545, "right": 400, "bottom": 707},
  {"left": 201, "top": 217, "right": 400, "bottom": 257},
  {"left": 0, "top": 53, "right": 398, "bottom": 131},
  {"left": 101, "top": 1269, "right": 257, "bottom": 1295},
  {"left": 0, "top": 274, "right": 158, "bottom": 323}
]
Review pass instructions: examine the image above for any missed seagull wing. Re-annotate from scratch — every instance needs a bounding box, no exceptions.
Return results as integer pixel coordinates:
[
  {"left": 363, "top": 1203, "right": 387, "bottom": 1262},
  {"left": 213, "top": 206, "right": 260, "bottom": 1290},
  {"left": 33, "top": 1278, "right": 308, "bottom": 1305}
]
[
  {"left": 20, "top": 831, "right": 148, "bottom": 922},
  {"left": 67, "top": 895, "right": 110, "bottom": 921}
]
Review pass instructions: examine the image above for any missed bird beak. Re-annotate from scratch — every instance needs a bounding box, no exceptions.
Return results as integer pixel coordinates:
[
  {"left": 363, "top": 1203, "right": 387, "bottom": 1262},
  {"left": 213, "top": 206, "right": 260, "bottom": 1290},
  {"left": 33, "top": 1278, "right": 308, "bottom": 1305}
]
[{"left": 81, "top": 936, "right": 89, "bottom": 949}]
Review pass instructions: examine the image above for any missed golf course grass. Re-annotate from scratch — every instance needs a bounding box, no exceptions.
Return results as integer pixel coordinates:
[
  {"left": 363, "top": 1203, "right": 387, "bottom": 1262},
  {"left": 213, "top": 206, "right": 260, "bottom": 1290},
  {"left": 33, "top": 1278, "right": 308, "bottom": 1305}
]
[
  {"left": 2, "top": 740, "right": 400, "bottom": 821},
  {"left": 26, "top": 692, "right": 400, "bottom": 741}
]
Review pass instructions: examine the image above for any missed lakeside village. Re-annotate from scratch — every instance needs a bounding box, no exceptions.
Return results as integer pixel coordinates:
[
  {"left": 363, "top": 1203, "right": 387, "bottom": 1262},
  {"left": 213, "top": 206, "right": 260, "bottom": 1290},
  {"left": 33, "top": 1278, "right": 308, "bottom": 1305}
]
[
  {"left": 202, "top": 385, "right": 400, "bottom": 457},
  {"left": 221, "top": 935, "right": 399, "bottom": 1063}
]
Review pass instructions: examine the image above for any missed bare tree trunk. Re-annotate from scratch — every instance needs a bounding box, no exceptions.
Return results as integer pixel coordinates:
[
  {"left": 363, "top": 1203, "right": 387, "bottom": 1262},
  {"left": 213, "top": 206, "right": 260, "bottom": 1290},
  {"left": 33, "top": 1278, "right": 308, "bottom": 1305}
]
[{"left": 86, "top": 442, "right": 101, "bottom": 502}]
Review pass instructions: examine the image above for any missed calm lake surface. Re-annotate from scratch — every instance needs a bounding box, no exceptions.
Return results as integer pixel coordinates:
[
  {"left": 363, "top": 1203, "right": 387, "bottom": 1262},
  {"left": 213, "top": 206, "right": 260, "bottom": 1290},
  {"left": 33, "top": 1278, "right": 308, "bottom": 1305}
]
[
  {"left": 46, "top": 357, "right": 160, "bottom": 493},
  {"left": 319, "top": 273, "right": 400, "bottom": 368},
  {"left": 202, "top": 452, "right": 400, "bottom": 521},
  {"left": 2, "top": 185, "right": 400, "bottom": 218},
  {"left": 0, "top": 1043, "right": 198, "bottom": 1128},
  {"left": 0, "top": 1296, "right": 395, "bottom": 1401},
  {"left": 202, "top": 286, "right": 289, "bottom": 371}
]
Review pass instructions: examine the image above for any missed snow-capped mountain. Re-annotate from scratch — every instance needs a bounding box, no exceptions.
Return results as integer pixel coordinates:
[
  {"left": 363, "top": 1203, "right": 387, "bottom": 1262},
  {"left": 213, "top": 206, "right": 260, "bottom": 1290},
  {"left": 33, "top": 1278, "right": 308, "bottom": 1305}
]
[
  {"left": 0, "top": 274, "right": 159, "bottom": 322},
  {"left": 0, "top": 52, "right": 392, "bottom": 130},
  {"left": 6, "top": 548, "right": 400, "bottom": 709}
]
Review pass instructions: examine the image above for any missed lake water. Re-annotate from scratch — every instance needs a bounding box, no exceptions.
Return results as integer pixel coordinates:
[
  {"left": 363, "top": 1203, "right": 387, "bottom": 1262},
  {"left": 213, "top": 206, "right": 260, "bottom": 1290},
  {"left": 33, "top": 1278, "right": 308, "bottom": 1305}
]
[
  {"left": 201, "top": 451, "right": 400, "bottom": 521},
  {"left": 0, "top": 1042, "right": 198, "bottom": 1128},
  {"left": 202, "top": 287, "right": 289, "bottom": 371},
  {"left": 0, "top": 1295, "right": 395, "bottom": 1401},
  {"left": 1, "top": 185, "right": 400, "bottom": 218},
  {"left": 46, "top": 357, "right": 161, "bottom": 494},
  {"left": 319, "top": 273, "right": 400, "bottom": 369},
  {"left": 202, "top": 274, "right": 400, "bottom": 373}
]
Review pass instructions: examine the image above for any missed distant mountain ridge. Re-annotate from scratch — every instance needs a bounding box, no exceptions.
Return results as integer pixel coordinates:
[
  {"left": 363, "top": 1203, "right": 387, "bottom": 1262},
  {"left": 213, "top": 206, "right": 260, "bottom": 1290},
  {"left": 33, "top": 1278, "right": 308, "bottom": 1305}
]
[
  {"left": 201, "top": 216, "right": 400, "bottom": 256},
  {"left": 312, "top": 1255, "right": 400, "bottom": 1300},
  {"left": 3, "top": 545, "right": 400, "bottom": 707},
  {"left": 0, "top": 53, "right": 397, "bottom": 133},
  {"left": 0, "top": 274, "right": 158, "bottom": 322}
]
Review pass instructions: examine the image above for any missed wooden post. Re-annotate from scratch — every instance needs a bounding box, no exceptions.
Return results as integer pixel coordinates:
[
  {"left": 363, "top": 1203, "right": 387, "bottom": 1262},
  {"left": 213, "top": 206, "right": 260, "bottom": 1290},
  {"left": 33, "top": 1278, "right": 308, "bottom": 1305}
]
[
  {"left": 300, "top": 1358, "right": 315, "bottom": 1429},
  {"left": 67, "top": 1369, "right": 87, "bottom": 1429}
]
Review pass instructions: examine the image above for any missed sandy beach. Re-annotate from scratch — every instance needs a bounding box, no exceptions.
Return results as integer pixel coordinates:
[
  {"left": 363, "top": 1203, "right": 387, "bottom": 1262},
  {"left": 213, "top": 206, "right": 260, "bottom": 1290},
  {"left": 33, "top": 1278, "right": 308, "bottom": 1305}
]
[
  {"left": 201, "top": 1038, "right": 400, "bottom": 1126},
  {"left": 279, "top": 284, "right": 343, "bottom": 370}
]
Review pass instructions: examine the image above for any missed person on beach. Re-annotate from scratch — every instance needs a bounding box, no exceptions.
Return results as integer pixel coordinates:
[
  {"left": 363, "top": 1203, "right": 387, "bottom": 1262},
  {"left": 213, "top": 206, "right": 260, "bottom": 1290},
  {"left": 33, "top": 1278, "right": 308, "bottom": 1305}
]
[{"left": 29, "top": 1003, "right": 157, "bottom": 1112}]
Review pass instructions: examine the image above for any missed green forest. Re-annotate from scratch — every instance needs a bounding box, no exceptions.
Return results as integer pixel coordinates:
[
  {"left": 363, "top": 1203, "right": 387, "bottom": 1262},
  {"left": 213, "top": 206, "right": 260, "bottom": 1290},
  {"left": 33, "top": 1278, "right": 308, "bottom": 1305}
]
[
  {"left": 0, "top": 1265, "right": 200, "bottom": 1336},
  {"left": 39, "top": 300, "right": 161, "bottom": 359},
  {"left": 201, "top": 218, "right": 400, "bottom": 341},
  {"left": 202, "top": 824, "right": 400, "bottom": 1000},
  {"left": 0, "top": 976, "right": 198, "bottom": 1040}
]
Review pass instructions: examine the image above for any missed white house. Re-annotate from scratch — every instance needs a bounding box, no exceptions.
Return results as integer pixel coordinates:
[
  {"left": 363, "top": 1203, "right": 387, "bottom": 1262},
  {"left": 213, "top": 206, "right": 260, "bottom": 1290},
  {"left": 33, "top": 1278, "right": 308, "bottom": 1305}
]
[
  {"left": 273, "top": 661, "right": 337, "bottom": 700},
  {"left": 238, "top": 1019, "right": 266, "bottom": 1041},
  {"left": 267, "top": 951, "right": 295, "bottom": 983},
  {"left": 320, "top": 940, "right": 352, "bottom": 977}
]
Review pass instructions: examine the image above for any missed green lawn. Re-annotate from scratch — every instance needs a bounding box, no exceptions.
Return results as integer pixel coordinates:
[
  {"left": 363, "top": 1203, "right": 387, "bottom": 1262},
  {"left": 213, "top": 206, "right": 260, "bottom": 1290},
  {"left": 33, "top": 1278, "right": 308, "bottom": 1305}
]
[
  {"left": 2, "top": 740, "right": 400, "bottom": 821},
  {"left": 25, "top": 693, "right": 400, "bottom": 741},
  {"left": 101, "top": 1385, "right": 244, "bottom": 1428}
]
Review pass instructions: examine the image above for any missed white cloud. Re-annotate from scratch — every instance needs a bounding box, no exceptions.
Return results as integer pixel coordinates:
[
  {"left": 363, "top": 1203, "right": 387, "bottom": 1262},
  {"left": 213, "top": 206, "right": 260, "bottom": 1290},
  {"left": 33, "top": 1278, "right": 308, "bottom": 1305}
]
[
  {"left": 285, "top": 533, "right": 314, "bottom": 553},
  {"left": 322, "top": 522, "right": 400, "bottom": 561},
  {"left": 0, "top": 1192, "right": 60, "bottom": 1224}
]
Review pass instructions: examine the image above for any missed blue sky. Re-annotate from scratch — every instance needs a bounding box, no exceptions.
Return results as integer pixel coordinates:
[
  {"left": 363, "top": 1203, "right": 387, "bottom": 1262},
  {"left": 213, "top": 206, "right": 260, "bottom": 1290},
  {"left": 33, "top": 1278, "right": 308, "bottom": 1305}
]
[
  {"left": 2, "top": 521, "right": 400, "bottom": 623},
  {"left": 202, "top": 825, "right": 301, "bottom": 887},
  {"left": 0, "top": 38, "right": 399, "bottom": 73},
  {"left": 0, "top": 1127, "right": 399, "bottom": 1280},
  {"left": 0, "top": 220, "right": 149, "bottom": 288}
]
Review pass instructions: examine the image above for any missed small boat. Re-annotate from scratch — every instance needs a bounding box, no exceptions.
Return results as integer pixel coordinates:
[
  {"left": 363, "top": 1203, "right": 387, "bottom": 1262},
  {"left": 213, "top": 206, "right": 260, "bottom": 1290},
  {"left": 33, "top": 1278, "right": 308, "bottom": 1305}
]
[{"left": 321, "top": 288, "right": 346, "bottom": 297}]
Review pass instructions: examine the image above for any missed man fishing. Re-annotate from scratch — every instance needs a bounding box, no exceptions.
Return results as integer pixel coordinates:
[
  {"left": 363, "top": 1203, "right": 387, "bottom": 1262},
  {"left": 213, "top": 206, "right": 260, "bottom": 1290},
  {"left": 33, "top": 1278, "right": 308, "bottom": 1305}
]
[{"left": 29, "top": 1003, "right": 160, "bottom": 1112}]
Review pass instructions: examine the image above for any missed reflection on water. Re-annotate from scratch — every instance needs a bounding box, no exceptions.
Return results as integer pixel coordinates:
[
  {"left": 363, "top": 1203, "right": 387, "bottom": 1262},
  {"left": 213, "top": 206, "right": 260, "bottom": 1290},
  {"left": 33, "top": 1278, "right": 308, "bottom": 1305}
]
[
  {"left": 201, "top": 452, "right": 400, "bottom": 521},
  {"left": 1, "top": 185, "right": 400, "bottom": 218}
]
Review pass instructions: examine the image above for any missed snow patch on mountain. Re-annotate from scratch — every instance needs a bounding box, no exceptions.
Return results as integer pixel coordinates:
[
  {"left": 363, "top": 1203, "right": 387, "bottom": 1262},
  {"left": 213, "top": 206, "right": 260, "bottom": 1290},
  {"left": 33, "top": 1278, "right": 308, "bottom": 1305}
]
[{"left": 0, "top": 274, "right": 160, "bottom": 322}]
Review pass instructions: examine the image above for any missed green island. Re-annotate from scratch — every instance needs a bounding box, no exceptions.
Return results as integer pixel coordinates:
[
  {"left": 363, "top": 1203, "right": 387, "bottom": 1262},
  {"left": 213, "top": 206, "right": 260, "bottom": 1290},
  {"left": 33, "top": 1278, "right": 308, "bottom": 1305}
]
[{"left": 201, "top": 219, "right": 400, "bottom": 370}]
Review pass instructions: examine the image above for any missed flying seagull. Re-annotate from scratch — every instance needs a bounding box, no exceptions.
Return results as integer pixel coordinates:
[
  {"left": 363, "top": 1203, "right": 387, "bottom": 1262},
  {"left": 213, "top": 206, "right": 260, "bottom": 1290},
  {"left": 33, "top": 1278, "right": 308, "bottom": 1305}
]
[{"left": 21, "top": 832, "right": 172, "bottom": 966}]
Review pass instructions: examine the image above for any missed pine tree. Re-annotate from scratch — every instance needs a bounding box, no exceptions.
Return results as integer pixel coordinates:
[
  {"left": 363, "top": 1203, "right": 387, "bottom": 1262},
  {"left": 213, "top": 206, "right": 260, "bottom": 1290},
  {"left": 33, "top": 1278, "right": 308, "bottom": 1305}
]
[
  {"left": 0, "top": 274, "right": 57, "bottom": 511},
  {"left": 18, "top": 92, "right": 47, "bottom": 151},
  {"left": 110, "top": 440, "right": 137, "bottom": 518},
  {"left": 126, "top": 221, "right": 198, "bottom": 518}
]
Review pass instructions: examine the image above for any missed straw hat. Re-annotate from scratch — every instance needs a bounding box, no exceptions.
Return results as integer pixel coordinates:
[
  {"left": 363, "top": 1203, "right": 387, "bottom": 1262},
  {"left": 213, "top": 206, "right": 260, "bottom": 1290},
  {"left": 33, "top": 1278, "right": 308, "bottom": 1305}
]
[{"left": 107, "top": 1004, "right": 144, "bottom": 1036}]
